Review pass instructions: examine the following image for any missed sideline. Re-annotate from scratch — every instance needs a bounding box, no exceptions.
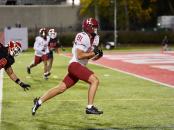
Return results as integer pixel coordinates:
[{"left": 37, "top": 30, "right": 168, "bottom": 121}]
[{"left": 0, "top": 69, "right": 3, "bottom": 122}]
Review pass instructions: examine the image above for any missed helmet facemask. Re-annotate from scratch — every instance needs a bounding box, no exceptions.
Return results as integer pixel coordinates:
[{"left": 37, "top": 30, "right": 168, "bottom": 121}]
[{"left": 48, "top": 29, "right": 57, "bottom": 39}]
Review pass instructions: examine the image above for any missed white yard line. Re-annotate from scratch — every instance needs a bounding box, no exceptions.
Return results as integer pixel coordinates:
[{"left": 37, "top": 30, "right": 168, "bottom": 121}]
[{"left": 0, "top": 69, "right": 4, "bottom": 122}]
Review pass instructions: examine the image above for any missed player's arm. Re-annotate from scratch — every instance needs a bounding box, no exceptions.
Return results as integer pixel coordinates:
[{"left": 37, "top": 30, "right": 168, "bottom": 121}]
[
  {"left": 5, "top": 67, "right": 31, "bottom": 91},
  {"left": 91, "top": 45, "right": 103, "bottom": 61},
  {"left": 76, "top": 48, "right": 95, "bottom": 60}
]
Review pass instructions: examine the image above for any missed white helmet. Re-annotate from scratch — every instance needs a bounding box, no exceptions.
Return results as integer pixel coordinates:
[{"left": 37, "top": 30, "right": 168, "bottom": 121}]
[{"left": 48, "top": 28, "right": 57, "bottom": 39}]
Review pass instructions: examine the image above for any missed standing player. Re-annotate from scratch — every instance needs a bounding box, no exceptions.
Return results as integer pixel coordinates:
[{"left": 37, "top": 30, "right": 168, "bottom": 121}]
[
  {"left": 0, "top": 41, "right": 30, "bottom": 91},
  {"left": 32, "top": 18, "right": 103, "bottom": 115},
  {"left": 161, "top": 35, "right": 169, "bottom": 52},
  {"left": 27, "top": 28, "right": 50, "bottom": 80},
  {"left": 47, "top": 28, "right": 60, "bottom": 75}
]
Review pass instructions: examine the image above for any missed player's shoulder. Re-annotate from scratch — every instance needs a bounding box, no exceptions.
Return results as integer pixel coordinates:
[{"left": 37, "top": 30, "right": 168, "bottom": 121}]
[
  {"left": 35, "top": 36, "right": 43, "bottom": 41},
  {"left": 76, "top": 32, "right": 88, "bottom": 37}
]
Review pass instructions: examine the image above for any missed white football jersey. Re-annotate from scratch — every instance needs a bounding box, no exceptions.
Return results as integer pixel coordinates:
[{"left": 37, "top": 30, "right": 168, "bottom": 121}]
[
  {"left": 33, "top": 36, "right": 50, "bottom": 56},
  {"left": 69, "top": 32, "right": 99, "bottom": 66}
]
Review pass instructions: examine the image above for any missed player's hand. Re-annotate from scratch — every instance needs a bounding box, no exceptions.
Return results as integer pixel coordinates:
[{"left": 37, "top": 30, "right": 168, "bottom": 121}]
[
  {"left": 19, "top": 82, "right": 31, "bottom": 91},
  {"left": 98, "top": 49, "right": 103, "bottom": 57},
  {"left": 93, "top": 46, "right": 103, "bottom": 57},
  {"left": 93, "top": 46, "right": 100, "bottom": 55}
]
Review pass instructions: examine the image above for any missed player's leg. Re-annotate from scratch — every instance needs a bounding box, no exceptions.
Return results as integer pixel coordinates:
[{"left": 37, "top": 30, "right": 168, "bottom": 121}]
[
  {"left": 32, "top": 72, "right": 78, "bottom": 115},
  {"left": 42, "top": 54, "right": 49, "bottom": 79},
  {"left": 27, "top": 56, "right": 41, "bottom": 74},
  {"left": 68, "top": 62, "right": 103, "bottom": 114},
  {"left": 87, "top": 74, "right": 99, "bottom": 106},
  {"left": 47, "top": 51, "right": 53, "bottom": 74},
  {"left": 86, "top": 74, "right": 103, "bottom": 114}
]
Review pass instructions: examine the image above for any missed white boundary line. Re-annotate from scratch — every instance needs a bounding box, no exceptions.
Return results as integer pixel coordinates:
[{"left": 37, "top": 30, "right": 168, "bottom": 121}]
[
  {"left": 0, "top": 69, "right": 4, "bottom": 123},
  {"left": 62, "top": 54, "right": 174, "bottom": 88},
  {"left": 90, "top": 61, "right": 174, "bottom": 88}
]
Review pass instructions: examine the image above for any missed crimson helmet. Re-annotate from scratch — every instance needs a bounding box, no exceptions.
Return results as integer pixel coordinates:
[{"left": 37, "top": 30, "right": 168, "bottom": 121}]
[
  {"left": 48, "top": 28, "right": 57, "bottom": 39},
  {"left": 39, "top": 28, "right": 47, "bottom": 38},
  {"left": 82, "top": 18, "right": 99, "bottom": 35},
  {"left": 8, "top": 41, "right": 22, "bottom": 56}
]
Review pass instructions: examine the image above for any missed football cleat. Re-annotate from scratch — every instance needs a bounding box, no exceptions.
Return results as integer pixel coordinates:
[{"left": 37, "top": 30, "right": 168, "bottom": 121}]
[
  {"left": 32, "top": 97, "right": 41, "bottom": 116},
  {"left": 43, "top": 72, "right": 51, "bottom": 80},
  {"left": 43, "top": 75, "right": 49, "bottom": 80},
  {"left": 27, "top": 67, "right": 31, "bottom": 74},
  {"left": 86, "top": 106, "right": 103, "bottom": 115}
]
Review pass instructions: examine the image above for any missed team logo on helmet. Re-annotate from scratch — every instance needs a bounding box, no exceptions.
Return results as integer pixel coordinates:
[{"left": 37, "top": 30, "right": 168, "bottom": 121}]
[{"left": 82, "top": 18, "right": 99, "bottom": 35}]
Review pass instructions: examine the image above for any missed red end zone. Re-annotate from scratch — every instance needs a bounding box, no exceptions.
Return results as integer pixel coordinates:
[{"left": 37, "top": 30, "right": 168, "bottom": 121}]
[{"left": 91, "top": 51, "right": 174, "bottom": 88}]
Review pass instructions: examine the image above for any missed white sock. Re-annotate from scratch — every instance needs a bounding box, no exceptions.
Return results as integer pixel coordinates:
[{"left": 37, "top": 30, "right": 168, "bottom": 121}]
[
  {"left": 87, "top": 105, "right": 93, "bottom": 109},
  {"left": 44, "top": 72, "right": 49, "bottom": 76},
  {"left": 38, "top": 99, "right": 42, "bottom": 105}
]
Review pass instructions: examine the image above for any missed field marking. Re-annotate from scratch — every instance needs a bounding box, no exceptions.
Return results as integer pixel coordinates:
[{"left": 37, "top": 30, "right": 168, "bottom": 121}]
[
  {"left": 90, "top": 61, "right": 174, "bottom": 88},
  {"left": 0, "top": 69, "right": 4, "bottom": 123},
  {"left": 61, "top": 54, "right": 174, "bottom": 88}
]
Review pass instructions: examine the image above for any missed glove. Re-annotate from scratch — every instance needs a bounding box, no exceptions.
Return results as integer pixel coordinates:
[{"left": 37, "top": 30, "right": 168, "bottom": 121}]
[
  {"left": 19, "top": 82, "right": 31, "bottom": 91},
  {"left": 98, "top": 49, "right": 103, "bottom": 57},
  {"left": 93, "top": 45, "right": 100, "bottom": 55},
  {"left": 93, "top": 46, "right": 103, "bottom": 57}
]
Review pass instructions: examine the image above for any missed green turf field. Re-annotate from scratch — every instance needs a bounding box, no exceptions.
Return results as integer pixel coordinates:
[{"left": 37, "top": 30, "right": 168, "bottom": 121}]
[{"left": 1, "top": 50, "right": 174, "bottom": 130}]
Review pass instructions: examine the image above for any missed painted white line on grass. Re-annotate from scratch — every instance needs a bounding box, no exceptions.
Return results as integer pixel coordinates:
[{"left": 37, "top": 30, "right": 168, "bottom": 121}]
[
  {"left": 0, "top": 69, "right": 4, "bottom": 122},
  {"left": 90, "top": 61, "right": 174, "bottom": 88},
  {"left": 62, "top": 54, "right": 174, "bottom": 88}
]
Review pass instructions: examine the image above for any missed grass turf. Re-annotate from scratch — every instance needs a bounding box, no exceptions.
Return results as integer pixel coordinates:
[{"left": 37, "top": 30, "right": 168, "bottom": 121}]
[{"left": 1, "top": 50, "right": 174, "bottom": 130}]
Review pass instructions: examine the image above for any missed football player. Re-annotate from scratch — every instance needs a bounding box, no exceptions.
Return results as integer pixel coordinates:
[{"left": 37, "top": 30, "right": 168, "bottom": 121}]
[
  {"left": 32, "top": 18, "right": 103, "bottom": 115},
  {"left": 47, "top": 28, "right": 60, "bottom": 75},
  {"left": 0, "top": 41, "right": 30, "bottom": 91},
  {"left": 161, "top": 35, "right": 169, "bottom": 52},
  {"left": 27, "top": 28, "right": 50, "bottom": 80}
]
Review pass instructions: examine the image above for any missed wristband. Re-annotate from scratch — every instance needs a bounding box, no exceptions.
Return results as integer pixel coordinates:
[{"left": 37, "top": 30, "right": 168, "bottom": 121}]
[{"left": 15, "top": 78, "right": 21, "bottom": 84}]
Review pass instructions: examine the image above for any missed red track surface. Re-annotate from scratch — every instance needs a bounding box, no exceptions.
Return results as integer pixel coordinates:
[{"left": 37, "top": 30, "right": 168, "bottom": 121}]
[{"left": 91, "top": 51, "right": 174, "bottom": 87}]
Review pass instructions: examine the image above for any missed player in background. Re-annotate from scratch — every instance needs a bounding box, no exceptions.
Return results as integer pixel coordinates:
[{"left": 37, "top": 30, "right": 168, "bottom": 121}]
[
  {"left": 0, "top": 41, "right": 30, "bottom": 91},
  {"left": 32, "top": 18, "right": 103, "bottom": 115},
  {"left": 161, "top": 35, "right": 169, "bottom": 52},
  {"left": 27, "top": 28, "right": 50, "bottom": 80},
  {"left": 47, "top": 28, "right": 60, "bottom": 75}
]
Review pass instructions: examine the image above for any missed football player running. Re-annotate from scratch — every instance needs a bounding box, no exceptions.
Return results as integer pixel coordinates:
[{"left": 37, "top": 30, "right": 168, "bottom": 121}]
[
  {"left": 27, "top": 28, "right": 50, "bottom": 80},
  {"left": 32, "top": 18, "right": 103, "bottom": 115},
  {"left": 47, "top": 28, "right": 60, "bottom": 75},
  {"left": 0, "top": 41, "right": 30, "bottom": 91}
]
